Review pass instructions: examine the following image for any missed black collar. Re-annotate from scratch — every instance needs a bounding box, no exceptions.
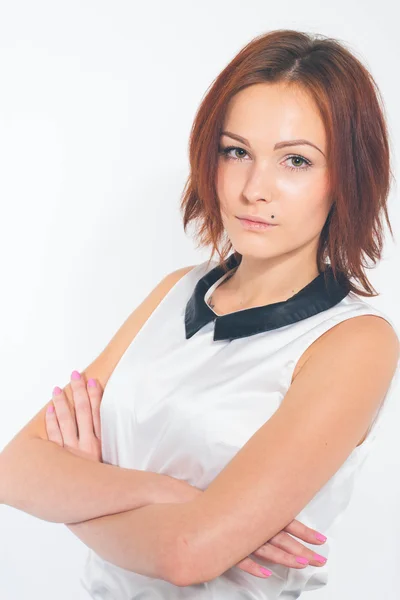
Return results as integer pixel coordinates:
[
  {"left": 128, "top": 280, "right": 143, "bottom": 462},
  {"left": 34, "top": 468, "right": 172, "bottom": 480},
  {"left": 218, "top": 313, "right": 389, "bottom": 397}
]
[{"left": 184, "top": 253, "right": 351, "bottom": 341}]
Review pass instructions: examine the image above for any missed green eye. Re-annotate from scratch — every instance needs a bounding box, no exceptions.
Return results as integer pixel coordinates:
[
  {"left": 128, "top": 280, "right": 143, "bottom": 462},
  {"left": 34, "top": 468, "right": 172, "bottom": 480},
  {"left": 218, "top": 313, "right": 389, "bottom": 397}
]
[
  {"left": 285, "top": 155, "right": 312, "bottom": 172},
  {"left": 218, "top": 145, "right": 313, "bottom": 172},
  {"left": 218, "top": 146, "right": 249, "bottom": 162}
]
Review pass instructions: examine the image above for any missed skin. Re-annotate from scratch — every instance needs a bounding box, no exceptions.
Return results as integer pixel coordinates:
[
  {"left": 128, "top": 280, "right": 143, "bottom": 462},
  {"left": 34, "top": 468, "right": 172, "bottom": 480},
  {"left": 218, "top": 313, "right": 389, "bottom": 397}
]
[
  {"left": 42, "top": 83, "right": 345, "bottom": 580},
  {"left": 213, "top": 80, "right": 371, "bottom": 448},
  {"left": 216, "top": 80, "right": 331, "bottom": 308},
  {"left": 45, "top": 374, "right": 329, "bottom": 580},
  {"left": 4, "top": 80, "right": 395, "bottom": 586},
  {"left": 40, "top": 84, "right": 394, "bottom": 583}
]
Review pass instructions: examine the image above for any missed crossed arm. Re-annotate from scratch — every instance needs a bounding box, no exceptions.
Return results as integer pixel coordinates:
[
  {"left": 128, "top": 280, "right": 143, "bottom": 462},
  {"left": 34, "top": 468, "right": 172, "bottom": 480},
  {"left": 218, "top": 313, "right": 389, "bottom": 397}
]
[
  {"left": 63, "top": 316, "right": 399, "bottom": 587},
  {"left": 66, "top": 501, "right": 191, "bottom": 584}
]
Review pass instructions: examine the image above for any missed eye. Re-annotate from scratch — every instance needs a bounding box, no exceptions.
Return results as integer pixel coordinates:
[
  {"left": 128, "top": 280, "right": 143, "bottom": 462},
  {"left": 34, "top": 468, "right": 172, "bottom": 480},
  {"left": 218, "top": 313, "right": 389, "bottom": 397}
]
[
  {"left": 284, "top": 155, "right": 312, "bottom": 172},
  {"left": 218, "top": 145, "right": 249, "bottom": 162},
  {"left": 218, "top": 145, "right": 312, "bottom": 172}
]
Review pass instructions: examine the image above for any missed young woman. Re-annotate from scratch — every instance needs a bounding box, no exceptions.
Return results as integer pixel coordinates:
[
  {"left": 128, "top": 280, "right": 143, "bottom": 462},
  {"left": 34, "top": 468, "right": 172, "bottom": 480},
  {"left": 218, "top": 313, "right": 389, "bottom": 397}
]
[{"left": 2, "top": 29, "right": 399, "bottom": 599}]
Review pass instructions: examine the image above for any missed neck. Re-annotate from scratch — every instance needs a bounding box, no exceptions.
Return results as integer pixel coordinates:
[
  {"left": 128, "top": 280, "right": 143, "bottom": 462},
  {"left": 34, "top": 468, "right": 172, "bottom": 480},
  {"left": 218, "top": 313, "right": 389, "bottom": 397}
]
[{"left": 218, "top": 255, "right": 323, "bottom": 309}]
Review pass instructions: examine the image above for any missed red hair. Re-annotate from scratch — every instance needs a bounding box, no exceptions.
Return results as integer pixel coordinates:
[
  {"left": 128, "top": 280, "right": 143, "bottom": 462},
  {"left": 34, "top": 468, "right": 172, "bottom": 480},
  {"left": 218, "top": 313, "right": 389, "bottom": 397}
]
[{"left": 179, "top": 29, "right": 395, "bottom": 297}]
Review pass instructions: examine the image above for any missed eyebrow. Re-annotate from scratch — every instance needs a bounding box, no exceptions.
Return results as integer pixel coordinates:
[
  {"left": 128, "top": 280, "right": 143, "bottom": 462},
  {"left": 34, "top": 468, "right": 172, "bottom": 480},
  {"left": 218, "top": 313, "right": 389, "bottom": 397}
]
[{"left": 220, "top": 130, "right": 325, "bottom": 157}]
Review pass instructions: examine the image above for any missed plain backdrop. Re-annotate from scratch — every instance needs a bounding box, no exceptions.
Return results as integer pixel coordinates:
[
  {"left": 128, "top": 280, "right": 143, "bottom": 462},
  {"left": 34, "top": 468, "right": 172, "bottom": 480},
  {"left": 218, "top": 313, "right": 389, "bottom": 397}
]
[{"left": 0, "top": 1, "right": 399, "bottom": 599}]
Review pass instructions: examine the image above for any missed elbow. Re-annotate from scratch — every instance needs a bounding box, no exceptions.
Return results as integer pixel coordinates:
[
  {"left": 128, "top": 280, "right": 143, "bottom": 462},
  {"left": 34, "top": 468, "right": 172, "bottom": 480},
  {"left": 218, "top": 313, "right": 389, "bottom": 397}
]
[
  {"left": 161, "top": 502, "right": 215, "bottom": 587},
  {"left": 163, "top": 534, "right": 200, "bottom": 588},
  {"left": 166, "top": 534, "right": 215, "bottom": 588}
]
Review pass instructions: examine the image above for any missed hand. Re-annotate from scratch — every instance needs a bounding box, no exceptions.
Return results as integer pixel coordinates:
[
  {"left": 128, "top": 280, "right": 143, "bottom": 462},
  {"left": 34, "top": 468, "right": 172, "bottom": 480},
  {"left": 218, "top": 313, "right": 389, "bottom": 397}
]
[
  {"left": 233, "top": 518, "right": 327, "bottom": 578},
  {"left": 163, "top": 480, "right": 327, "bottom": 578},
  {"left": 45, "top": 370, "right": 103, "bottom": 463},
  {"left": 45, "top": 372, "right": 328, "bottom": 577}
]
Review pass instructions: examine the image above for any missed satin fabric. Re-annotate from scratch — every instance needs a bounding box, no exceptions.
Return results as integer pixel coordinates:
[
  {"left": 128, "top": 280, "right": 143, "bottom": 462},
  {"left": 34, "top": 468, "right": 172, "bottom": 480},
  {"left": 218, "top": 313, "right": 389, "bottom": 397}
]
[{"left": 80, "top": 259, "right": 399, "bottom": 599}]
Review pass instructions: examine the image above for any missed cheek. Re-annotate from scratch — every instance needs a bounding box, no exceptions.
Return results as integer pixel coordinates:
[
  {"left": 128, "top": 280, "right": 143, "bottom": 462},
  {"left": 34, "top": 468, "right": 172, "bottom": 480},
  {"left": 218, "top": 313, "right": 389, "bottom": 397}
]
[
  {"left": 284, "top": 198, "right": 331, "bottom": 244},
  {"left": 280, "top": 172, "right": 330, "bottom": 220},
  {"left": 277, "top": 169, "right": 327, "bottom": 197},
  {"left": 217, "top": 164, "right": 237, "bottom": 220},
  {"left": 216, "top": 162, "right": 240, "bottom": 201},
  {"left": 277, "top": 200, "right": 330, "bottom": 255}
]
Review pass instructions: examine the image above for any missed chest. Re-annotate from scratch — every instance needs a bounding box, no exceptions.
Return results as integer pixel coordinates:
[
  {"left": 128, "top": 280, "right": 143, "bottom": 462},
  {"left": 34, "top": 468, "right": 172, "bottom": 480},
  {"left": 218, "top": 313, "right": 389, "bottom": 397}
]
[
  {"left": 206, "top": 282, "right": 312, "bottom": 384},
  {"left": 99, "top": 312, "right": 297, "bottom": 480}
]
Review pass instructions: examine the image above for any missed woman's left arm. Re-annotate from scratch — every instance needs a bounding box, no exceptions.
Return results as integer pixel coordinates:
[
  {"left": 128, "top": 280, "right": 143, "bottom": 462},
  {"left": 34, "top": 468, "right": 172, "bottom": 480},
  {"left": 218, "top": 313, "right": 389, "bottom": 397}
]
[
  {"left": 64, "top": 318, "right": 399, "bottom": 586},
  {"left": 170, "top": 316, "right": 399, "bottom": 586},
  {"left": 65, "top": 502, "right": 192, "bottom": 584},
  {"left": 57, "top": 317, "right": 399, "bottom": 586}
]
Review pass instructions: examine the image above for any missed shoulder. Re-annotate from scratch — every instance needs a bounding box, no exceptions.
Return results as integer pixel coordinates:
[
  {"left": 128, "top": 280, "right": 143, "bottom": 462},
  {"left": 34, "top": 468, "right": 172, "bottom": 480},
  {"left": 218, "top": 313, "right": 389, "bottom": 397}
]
[
  {"left": 12, "top": 263, "right": 199, "bottom": 443},
  {"left": 162, "top": 265, "right": 197, "bottom": 288},
  {"left": 327, "top": 313, "right": 399, "bottom": 355},
  {"left": 153, "top": 265, "right": 198, "bottom": 302},
  {"left": 135, "top": 264, "right": 197, "bottom": 320},
  {"left": 302, "top": 313, "right": 400, "bottom": 395},
  {"left": 291, "top": 313, "right": 399, "bottom": 405},
  {"left": 294, "top": 313, "right": 399, "bottom": 384},
  {"left": 305, "top": 313, "right": 399, "bottom": 362},
  {"left": 275, "top": 313, "right": 400, "bottom": 456}
]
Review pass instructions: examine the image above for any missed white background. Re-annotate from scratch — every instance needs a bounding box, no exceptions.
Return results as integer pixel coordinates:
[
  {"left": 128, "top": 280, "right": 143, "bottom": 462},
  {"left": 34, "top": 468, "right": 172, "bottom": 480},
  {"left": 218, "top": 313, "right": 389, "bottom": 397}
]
[{"left": 0, "top": 1, "right": 399, "bottom": 598}]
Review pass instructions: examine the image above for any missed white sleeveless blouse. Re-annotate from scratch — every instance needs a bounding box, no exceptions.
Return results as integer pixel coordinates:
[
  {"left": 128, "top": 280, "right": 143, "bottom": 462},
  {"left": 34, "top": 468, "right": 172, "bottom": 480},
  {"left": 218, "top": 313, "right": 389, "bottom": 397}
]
[{"left": 80, "top": 254, "right": 400, "bottom": 599}]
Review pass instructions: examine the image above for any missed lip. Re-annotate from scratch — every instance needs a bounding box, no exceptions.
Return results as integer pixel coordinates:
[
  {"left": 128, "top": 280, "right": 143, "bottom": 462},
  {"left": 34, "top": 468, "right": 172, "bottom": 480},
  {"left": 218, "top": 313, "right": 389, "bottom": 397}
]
[
  {"left": 237, "top": 217, "right": 278, "bottom": 231},
  {"left": 236, "top": 214, "right": 277, "bottom": 225}
]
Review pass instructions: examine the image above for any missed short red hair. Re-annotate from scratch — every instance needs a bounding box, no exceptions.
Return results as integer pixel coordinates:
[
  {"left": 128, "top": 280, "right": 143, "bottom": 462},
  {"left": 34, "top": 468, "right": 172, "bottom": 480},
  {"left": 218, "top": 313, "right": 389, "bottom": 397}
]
[{"left": 179, "top": 29, "right": 395, "bottom": 297}]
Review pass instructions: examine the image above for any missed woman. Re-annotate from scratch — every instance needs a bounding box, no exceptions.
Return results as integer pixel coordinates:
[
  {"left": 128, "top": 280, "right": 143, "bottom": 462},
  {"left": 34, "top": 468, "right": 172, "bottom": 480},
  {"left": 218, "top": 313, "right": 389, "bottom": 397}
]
[{"left": 2, "top": 29, "right": 400, "bottom": 599}]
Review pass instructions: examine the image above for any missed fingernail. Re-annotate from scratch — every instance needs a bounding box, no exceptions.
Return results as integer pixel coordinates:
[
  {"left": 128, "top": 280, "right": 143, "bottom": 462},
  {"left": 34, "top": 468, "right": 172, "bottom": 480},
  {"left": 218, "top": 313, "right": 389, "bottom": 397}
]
[
  {"left": 71, "top": 370, "right": 81, "bottom": 380},
  {"left": 87, "top": 378, "right": 96, "bottom": 387},
  {"left": 296, "top": 557, "right": 309, "bottom": 564},
  {"left": 314, "top": 554, "right": 327, "bottom": 564},
  {"left": 315, "top": 533, "right": 327, "bottom": 542},
  {"left": 260, "top": 567, "right": 272, "bottom": 576},
  {"left": 47, "top": 404, "right": 55, "bottom": 413},
  {"left": 53, "top": 386, "right": 62, "bottom": 396}
]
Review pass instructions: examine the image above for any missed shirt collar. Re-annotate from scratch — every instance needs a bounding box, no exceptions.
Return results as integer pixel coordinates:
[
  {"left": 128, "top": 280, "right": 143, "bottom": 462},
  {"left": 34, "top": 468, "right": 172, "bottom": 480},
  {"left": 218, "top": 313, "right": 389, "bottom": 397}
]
[{"left": 184, "top": 253, "right": 350, "bottom": 341}]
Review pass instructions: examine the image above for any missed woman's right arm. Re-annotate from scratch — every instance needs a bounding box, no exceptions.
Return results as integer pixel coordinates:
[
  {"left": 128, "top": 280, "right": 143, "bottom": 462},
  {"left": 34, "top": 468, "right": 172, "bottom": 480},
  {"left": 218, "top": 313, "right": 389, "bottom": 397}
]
[
  {"left": 0, "top": 265, "right": 196, "bottom": 524},
  {"left": 0, "top": 434, "right": 175, "bottom": 524}
]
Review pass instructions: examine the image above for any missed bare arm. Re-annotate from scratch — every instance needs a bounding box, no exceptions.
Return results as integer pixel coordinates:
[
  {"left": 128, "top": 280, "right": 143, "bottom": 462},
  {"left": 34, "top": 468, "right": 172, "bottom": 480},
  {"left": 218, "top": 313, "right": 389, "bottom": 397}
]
[
  {"left": 64, "top": 496, "right": 331, "bottom": 584},
  {"left": 65, "top": 501, "right": 193, "bottom": 583},
  {"left": 0, "top": 435, "right": 182, "bottom": 523},
  {"left": 38, "top": 372, "right": 329, "bottom": 581},
  {"left": 0, "top": 266, "right": 198, "bottom": 523},
  {"left": 59, "top": 318, "right": 400, "bottom": 584}
]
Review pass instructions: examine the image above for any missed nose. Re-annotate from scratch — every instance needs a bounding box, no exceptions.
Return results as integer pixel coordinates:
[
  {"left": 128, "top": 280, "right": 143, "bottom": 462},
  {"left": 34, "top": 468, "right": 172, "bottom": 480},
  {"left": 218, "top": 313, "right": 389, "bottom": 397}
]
[{"left": 241, "top": 161, "right": 275, "bottom": 205}]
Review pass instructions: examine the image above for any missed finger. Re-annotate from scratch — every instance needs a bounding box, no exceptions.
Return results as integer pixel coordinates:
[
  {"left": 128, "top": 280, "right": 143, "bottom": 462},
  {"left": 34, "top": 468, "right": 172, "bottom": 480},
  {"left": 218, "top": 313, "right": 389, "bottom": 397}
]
[
  {"left": 52, "top": 386, "right": 79, "bottom": 447},
  {"left": 251, "top": 540, "right": 314, "bottom": 570},
  {"left": 265, "top": 531, "right": 327, "bottom": 567},
  {"left": 45, "top": 402, "right": 63, "bottom": 446},
  {"left": 234, "top": 555, "right": 272, "bottom": 579},
  {"left": 283, "top": 518, "right": 327, "bottom": 545},
  {"left": 86, "top": 378, "right": 102, "bottom": 440},
  {"left": 70, "top": 370, "right": 97, "bottom": 444}
]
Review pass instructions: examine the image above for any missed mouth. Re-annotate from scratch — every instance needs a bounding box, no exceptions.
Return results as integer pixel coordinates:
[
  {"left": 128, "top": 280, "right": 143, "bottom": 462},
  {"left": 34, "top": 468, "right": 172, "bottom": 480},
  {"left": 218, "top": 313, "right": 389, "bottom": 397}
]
[
  {"left": 236, "top": 214, "right": 277, "bottom": 225},
  {"left": 237, "top": 217, "right": 278, "bottom": 231}
]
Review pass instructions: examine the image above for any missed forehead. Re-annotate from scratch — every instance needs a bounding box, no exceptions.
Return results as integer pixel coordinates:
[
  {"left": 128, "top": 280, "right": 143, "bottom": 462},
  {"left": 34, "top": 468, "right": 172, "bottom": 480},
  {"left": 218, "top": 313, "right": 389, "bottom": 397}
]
[{"left": 222, "top": 82, "right": 326, "bottom": 150}]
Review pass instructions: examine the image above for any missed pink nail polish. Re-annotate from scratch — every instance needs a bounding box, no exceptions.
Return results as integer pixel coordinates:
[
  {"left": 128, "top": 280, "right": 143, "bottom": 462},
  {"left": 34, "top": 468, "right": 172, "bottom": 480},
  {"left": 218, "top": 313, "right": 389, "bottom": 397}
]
[
  {"left": 47, "top": 404, "right": 55, "bottom": 413},
  {"left": 53, "top": 386, "right": 62, "bottom": 396},
  {"left": 314, "top": 554, "right": 327, "bottom": 564},
  {"left": 260, "top": 567, "right": 272, "bottom": 576},
  {"left": 315, "top": 533, "right": 327, "bottom": 542},
  {"left": 87, "top": 378, "right": 96, "bottom": 387},
  {"left": 71, "top": 370, "right": 81, "bottom": 380},
  {"left": 296, "top": 557, "right": 309, "bottom": 564}
]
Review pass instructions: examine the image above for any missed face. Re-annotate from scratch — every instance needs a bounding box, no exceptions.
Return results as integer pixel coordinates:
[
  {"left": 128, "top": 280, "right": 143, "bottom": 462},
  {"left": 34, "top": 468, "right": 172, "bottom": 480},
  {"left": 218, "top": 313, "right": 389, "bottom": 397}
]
[{"left": 216, "top": 82, "right": 331, "bottom": 263}]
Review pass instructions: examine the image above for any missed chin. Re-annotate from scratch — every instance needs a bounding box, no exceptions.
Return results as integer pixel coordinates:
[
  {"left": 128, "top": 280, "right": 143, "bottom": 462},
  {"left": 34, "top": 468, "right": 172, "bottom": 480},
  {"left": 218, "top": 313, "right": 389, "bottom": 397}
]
[{"left": 229, "top": 239, "right": 275, "bottom": 258}]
